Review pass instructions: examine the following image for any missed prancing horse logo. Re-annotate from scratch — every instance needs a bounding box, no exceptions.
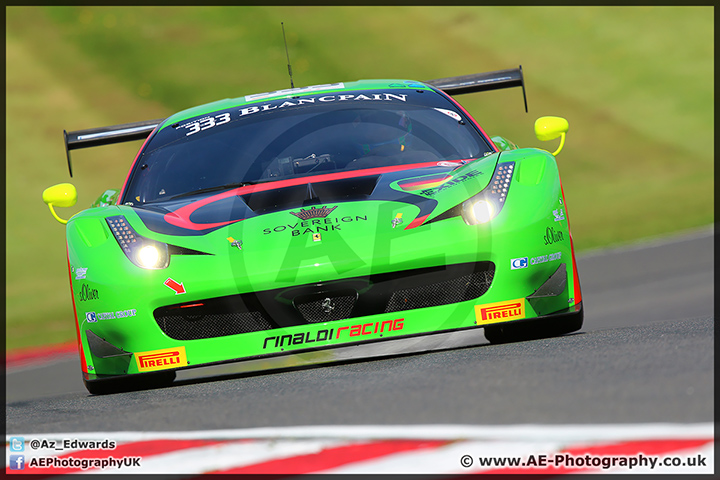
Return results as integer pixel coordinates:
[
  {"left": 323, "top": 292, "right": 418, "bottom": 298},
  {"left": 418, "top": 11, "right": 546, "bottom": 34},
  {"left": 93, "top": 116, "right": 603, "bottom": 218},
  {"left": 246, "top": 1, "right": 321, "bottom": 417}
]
[{"left": 321, "top": 298, "right": 335, "bottom": 313}]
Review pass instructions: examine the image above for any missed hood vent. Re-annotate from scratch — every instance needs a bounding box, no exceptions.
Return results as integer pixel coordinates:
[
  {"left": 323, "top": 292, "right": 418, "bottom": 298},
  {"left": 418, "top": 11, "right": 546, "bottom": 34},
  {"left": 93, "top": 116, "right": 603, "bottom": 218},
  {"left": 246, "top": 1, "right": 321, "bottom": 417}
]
[{"left": 241, "top": 175, "right": 380, "bottom": 215}]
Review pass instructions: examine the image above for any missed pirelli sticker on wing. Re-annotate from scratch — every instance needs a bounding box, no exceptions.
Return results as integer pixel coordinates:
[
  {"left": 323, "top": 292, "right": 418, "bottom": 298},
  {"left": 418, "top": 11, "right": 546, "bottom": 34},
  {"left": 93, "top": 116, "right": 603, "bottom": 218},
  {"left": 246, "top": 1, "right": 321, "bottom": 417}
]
[
  {"left": 475, "top": 298, "right": 525, "bottom": 325},
  {"left": 135, "top": 346, "right": 187, "bottom": 372}
]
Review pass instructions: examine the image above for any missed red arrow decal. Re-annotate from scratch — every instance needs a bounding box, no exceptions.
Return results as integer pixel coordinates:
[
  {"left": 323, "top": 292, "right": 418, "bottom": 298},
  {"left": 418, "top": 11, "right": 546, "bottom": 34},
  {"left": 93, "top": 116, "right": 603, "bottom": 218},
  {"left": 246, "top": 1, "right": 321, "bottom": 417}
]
[{"left": 164, "top": 278, "right": 186, "bottom": 295}]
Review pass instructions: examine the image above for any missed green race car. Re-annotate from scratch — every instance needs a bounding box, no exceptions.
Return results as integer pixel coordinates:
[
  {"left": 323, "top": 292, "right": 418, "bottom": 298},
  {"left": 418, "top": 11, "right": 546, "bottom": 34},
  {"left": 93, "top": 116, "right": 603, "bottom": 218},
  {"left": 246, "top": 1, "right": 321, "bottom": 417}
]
[{"left": 43, "top": 67, "right": 582, "bottom": 394}]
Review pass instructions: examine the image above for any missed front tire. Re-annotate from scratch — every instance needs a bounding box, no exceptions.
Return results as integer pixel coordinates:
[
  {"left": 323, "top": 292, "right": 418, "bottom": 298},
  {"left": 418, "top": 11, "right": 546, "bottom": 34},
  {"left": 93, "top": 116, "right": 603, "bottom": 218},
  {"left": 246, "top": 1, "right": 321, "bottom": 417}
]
[{"left": 484, "top": 305, "right": 583, "bottom": 344}]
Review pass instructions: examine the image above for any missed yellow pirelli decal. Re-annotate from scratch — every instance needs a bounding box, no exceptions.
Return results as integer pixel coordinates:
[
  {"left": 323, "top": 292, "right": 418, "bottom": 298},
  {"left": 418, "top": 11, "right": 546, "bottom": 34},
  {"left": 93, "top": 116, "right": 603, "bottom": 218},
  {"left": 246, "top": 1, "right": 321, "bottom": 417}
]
[
  {"left": 135, "top": 346, "right": 187, "bottom": 372},
  {"left": 475, "top": 298, "right": 525, "bottom": 325}
]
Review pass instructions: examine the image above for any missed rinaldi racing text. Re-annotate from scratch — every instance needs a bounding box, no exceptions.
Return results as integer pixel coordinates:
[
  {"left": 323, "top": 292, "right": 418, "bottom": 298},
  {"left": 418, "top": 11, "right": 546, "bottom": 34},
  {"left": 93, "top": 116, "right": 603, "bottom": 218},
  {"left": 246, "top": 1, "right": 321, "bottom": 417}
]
[{"left": 263, "top": 318, "right": 404, "bottom": 349}]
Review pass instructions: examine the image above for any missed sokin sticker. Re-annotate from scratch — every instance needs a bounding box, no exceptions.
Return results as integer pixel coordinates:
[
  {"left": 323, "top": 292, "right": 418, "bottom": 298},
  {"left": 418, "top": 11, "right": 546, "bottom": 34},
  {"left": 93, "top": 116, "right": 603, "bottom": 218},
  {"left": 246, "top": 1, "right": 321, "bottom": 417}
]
[
  {"left": 475, "top": 299, "right": 525, "bottom": 325},
  {"left": 135, "top": 346, "right": 187, "bottom": 372},
  {"left": 543, "top": 226, "right": 565, "bottom": 245},
  {"left": 77, "top": 283, "right": 99, "bottom": 301}
]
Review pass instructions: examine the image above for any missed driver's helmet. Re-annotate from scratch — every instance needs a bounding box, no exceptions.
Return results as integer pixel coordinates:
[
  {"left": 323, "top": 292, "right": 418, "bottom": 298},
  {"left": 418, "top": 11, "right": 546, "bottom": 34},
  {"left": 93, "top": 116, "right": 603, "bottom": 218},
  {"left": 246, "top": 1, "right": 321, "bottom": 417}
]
[{"left": 351, "top": 109, "right": 413, "bottom": 157}]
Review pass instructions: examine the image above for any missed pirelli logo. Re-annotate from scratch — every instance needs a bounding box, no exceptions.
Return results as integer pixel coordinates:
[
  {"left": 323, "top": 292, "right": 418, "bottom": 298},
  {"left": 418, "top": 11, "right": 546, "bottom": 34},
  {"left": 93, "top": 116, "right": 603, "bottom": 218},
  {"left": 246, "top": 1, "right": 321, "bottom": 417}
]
[
  {"left": 475, "top": 299, "right": 525, "bottom": 325},
  {"left": 135, "top": 346, "right": 187, "bottom": 372}
]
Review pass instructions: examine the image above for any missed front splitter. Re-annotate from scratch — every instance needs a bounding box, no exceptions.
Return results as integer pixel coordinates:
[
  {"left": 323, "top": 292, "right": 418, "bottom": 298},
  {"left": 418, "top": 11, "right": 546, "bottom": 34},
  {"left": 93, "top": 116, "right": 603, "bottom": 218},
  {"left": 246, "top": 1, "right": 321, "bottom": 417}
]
[{"left": 174, "top": 326, "right": 489, "bottom": 383}]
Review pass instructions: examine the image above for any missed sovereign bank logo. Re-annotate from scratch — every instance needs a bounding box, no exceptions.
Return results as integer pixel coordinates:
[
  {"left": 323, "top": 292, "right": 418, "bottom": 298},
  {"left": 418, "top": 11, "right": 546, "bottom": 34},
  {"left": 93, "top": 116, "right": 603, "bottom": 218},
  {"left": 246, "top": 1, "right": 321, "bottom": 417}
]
[{"left": 10, "top": 455, "right": 25, "bottom": 470}]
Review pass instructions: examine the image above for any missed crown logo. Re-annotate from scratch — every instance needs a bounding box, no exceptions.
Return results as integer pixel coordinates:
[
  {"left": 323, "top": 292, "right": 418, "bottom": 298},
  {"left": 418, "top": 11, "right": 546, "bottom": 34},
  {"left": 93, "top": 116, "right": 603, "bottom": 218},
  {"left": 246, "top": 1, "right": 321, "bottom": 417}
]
[{"left": 290, "top": 205, "right": 337, "bottom": 220}]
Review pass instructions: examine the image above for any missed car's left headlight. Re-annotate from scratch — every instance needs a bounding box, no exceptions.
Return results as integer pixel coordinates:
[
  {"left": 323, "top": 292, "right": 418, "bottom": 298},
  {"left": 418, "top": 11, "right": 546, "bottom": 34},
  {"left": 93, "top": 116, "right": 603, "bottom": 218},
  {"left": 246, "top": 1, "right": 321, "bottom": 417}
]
[
  {"left": 461, "top": 161, "right": 515, "bottom": 225},
  {"left": 106, "top": 215, "right": 170, "bottom": 269}
]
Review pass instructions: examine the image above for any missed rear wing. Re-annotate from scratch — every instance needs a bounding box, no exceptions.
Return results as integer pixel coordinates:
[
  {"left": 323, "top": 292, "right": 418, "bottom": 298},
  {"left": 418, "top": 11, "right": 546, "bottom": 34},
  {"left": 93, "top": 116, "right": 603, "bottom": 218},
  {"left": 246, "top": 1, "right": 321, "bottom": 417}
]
[
  {"left": 64, "top": 118, "right": 165, "bottom": 177},
  {"left": 425, "top": 65, "right": 527, "bottom": 113}
]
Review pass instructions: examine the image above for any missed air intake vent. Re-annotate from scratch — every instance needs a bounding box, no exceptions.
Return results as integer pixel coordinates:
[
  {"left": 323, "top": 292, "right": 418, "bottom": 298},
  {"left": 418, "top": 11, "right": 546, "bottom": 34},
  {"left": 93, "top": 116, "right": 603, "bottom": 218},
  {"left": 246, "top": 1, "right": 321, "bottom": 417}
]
[
  {"left": 240, "top": 175, "right": 380, "bottom": 214},
  {"left": 154, "top": 261, "right": 495, "bottom": 341},
  {"left": 156, "top": 311, "right": 273, "bottom": 341},
  {"left": 385, "top": 270, "right": 495, "bottom": 312},
  {"left": 294, "top": 290, "right": 358, "bottom": 323}
]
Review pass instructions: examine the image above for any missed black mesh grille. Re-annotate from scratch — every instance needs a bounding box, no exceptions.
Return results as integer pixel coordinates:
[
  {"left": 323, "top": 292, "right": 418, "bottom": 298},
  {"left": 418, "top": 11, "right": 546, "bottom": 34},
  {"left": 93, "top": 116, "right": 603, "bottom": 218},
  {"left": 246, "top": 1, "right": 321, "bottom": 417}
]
[
  {"left": 385, "top": 269, "right": 495, "bottom": 313},
  {"left": 154, "top": 261, "right": 495, "bottom": 341},
  {"left": 155, "top": 311, "right": 273, "bottom": 341}
]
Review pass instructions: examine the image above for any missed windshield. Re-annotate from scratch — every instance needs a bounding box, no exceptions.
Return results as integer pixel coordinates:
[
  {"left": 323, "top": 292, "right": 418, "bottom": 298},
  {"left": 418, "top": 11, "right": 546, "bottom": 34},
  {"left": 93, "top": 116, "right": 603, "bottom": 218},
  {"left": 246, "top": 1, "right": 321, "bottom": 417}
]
[{"left": 123, "top": 88, "right": 493, "bottom": 205}]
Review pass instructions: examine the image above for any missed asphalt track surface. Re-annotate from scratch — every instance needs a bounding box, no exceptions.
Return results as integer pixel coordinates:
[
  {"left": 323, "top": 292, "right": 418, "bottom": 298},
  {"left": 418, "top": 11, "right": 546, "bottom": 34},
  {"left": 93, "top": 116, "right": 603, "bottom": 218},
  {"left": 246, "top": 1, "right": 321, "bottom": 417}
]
[{"left": 6, "top": 227, "right": 714, "bottom": 433}]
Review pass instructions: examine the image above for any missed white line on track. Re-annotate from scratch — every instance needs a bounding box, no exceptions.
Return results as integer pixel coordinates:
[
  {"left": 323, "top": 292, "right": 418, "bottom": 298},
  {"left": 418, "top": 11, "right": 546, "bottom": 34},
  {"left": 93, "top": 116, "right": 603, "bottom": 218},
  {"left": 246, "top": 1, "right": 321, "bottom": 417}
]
[
  {"left": 7, "top": 422, "right": 713, "bottom": 442},
  {"left": 6, "top": 424, "right": 714, "bottom": 475},
  {"left": 79, "top": 439, "right": 342, "bottom": 475},
  {"left": 323, "top": 440, "right": 563, "bottom": 474}
]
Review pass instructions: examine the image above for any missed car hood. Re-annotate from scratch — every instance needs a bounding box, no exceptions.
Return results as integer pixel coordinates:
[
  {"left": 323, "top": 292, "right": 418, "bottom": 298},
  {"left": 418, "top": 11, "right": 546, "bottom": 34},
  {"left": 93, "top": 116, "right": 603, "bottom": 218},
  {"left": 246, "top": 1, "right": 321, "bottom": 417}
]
[{"left": 129, "top": 154, "right": 501, "bottom": 238}]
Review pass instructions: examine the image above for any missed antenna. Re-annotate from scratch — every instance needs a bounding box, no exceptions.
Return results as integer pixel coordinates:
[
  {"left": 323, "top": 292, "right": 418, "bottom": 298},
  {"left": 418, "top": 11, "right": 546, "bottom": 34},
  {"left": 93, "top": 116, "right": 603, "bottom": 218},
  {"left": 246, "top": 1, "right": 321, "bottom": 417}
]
[{"left": 281, "top": 22, "right": 294, "bottom": 89}]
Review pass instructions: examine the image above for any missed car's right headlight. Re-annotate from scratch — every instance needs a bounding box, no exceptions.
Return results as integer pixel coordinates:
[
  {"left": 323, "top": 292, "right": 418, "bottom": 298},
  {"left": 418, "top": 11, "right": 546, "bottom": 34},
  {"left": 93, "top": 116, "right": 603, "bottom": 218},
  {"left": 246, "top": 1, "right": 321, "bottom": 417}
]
[{"left": 106, "top": 215, "right": 170, "bottom": 269}]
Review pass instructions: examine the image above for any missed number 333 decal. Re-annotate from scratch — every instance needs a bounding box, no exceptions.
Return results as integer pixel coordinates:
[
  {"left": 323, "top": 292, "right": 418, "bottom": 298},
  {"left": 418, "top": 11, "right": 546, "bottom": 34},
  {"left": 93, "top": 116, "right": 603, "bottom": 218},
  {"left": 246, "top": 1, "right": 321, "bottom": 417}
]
[{"left": 183, "top": 112, "right": 231, "bottom": 136}]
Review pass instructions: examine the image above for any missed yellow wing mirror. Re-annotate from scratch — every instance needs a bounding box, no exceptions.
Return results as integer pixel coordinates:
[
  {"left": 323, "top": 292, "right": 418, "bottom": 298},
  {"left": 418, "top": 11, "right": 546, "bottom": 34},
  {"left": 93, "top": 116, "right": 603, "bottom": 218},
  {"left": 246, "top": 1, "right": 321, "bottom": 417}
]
[
  {"left": 42, "top": 183, "right": 77, "bottom": 224},
  {"left": 535, "top": 116, "right": 569, "bottom": 156}
]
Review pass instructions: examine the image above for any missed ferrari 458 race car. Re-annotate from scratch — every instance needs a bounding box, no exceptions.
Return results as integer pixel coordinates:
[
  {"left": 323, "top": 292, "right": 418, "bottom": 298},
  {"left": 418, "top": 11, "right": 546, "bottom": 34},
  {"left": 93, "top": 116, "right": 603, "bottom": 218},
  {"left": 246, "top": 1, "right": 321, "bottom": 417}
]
[{"left": 43, "top": 67, "right": 582, "bottom": 394}]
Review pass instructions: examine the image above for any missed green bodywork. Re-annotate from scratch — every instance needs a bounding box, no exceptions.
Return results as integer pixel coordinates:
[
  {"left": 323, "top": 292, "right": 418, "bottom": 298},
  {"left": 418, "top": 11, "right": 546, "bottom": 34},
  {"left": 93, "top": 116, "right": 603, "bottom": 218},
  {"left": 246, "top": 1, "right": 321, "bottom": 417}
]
[
  {"left": 68, "top": 152, "right": 579, "bottom": 379},
  {"left": 59, "top": 79, "right": 581, "bottom": 382}
]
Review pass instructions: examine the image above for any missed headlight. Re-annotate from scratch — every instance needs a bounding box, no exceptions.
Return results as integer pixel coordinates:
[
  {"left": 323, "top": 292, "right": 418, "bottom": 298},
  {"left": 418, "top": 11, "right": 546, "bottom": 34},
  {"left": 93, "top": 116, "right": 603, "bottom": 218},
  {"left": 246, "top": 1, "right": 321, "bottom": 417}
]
[
  {"left": 107, "top": 216, "right": 170, "bottom": 269},
  {"left": 461, "top": 161, "right": 515, "bottom": 225},
  {"left": 137, "top": 244, "right": 164, "bottom": 268},
  {"left": 463, "top": 199, "right": 495, "bottom": 224}
]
